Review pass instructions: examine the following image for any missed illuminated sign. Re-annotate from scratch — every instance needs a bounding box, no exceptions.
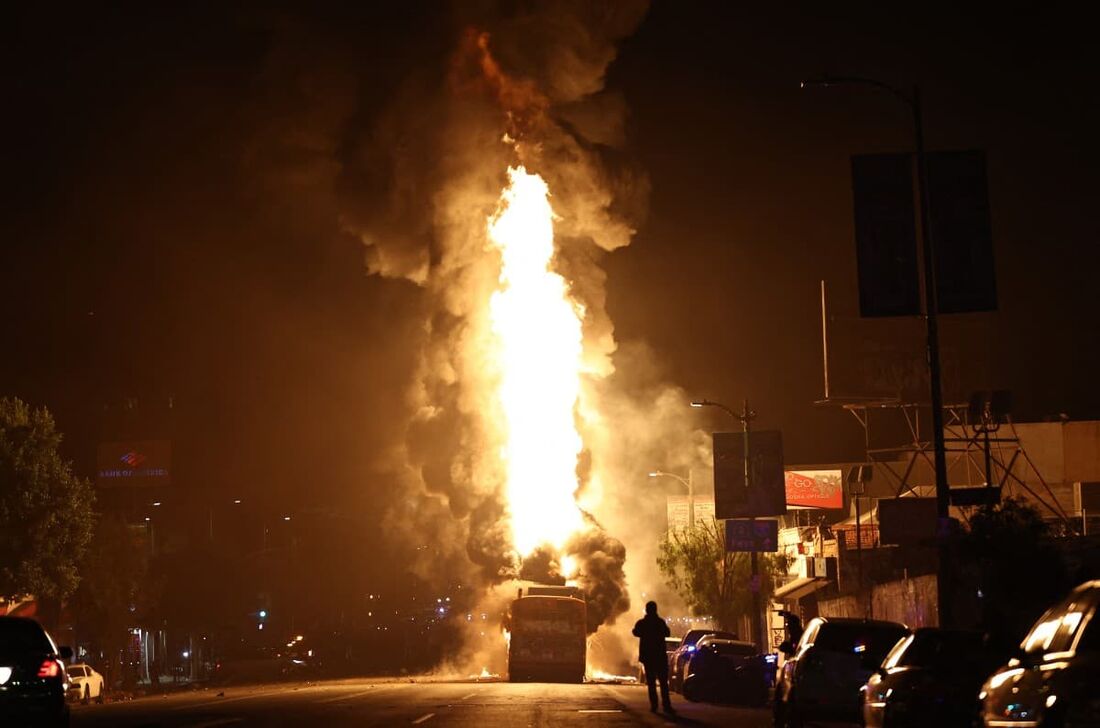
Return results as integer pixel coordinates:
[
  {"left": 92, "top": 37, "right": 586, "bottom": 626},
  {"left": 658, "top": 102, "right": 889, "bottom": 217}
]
[
  {"left": 784, "top": 469, "right": 844, "bottom": 509},
  {"left": 97, "top": 440, "right": 171, "bottom": 487}
]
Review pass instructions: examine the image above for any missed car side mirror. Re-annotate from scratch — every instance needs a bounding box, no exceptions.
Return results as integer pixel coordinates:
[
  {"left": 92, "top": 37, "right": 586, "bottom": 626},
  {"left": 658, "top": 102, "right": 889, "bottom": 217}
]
[
  {"left": 779, "top": 640, "right": 794, "bottom": 656},
  {"left": 59, "top": 646, "right": 73, "bottom": 661}
]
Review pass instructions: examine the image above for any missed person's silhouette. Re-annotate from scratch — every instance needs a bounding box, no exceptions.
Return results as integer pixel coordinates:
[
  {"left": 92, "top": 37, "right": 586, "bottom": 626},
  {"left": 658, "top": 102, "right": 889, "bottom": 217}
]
[{"left": 632, "top": 601, "right": 674, "bottom": 713}]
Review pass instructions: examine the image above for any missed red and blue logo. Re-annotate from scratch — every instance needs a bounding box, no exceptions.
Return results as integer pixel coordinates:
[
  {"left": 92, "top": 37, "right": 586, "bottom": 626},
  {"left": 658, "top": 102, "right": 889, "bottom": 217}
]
[{"left": 119, "top": 451, "right": 147, "bottom": 468}]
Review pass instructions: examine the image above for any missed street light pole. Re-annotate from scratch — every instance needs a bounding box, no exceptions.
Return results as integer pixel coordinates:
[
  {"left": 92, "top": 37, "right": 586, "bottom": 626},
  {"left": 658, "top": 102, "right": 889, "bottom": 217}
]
[
  {"left": 801, "top": 76, "right": 953, "bottom": 628},
  {"left": 738, "top": 399, "right": 763, "bottom": 653},
  {"left": 691, "top": 398, "right": 765, "bottom": 650}
]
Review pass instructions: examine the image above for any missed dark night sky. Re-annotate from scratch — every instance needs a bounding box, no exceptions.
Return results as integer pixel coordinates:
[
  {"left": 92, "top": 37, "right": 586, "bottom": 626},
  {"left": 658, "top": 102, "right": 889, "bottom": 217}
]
[{"left": 4, "top": 2, "right": 1098, "bottom": 533}]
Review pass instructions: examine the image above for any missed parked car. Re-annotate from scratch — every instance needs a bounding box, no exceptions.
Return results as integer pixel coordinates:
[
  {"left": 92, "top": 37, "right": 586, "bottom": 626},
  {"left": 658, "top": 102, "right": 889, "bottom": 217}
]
[
  {"left": 669, "top": 628, "right": 738, "bottom": 692},
  {"left": 0, "top": 616, "right": 72, "bottom": 727},
  {"left": 682, "top": 637, "right": 768, "bottom": 706},
  {"left": 773, "top": 616, "right": 909, "bottom": 727},
  {"left": 979, "top": 579, "right": 1100, "bottom": 727},
  {"left": 636, "top": 637, "right": 680, "bottom": 683},
  {"left": 65, "top": 663, "right": 105, "bottom": 704},
  {"left": 862, "top": 627, "right": 1006, "bottom": 727}
]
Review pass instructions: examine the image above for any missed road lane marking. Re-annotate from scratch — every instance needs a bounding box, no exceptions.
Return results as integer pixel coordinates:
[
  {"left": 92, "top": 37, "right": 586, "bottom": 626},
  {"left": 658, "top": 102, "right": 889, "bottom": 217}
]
[
  {"left": 411, "top": 712, "right": 435, "bottom": 724},
  {"left": 460, "top": 692, "right": 476, "bottom": 700},
  {"left": 578, "top": 709, "right": 623, "bottom": 713},
  {"left": 316, "top": 688, "right": 381, "bottom": 704},
  {"left": 172, "top": 688, "right": 303, "bottom": 711}
]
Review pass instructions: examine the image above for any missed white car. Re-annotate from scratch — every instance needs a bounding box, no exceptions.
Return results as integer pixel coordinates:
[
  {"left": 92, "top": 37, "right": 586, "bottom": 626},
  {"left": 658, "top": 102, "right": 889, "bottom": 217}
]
[{"left": 66, "top": 663, "right": 105, "bottom": 704}]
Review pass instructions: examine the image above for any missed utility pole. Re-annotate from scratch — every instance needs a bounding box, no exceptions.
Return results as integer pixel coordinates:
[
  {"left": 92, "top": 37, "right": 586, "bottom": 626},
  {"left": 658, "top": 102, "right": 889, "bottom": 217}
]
[
  {"left": 912, "top": 85, "right": 953, "bottom": 629},
  {"left": 801, "top": 77, "right": 953, "bottom": 629},
  {"left": 692, "top": 397, "right": 768, "bottom": 648},
  {"left": 739, "top": 399, "right": 763, "bottom": 651}
]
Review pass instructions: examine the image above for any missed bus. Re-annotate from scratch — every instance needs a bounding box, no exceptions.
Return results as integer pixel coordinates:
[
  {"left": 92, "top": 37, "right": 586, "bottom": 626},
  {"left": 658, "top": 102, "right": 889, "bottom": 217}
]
[{"left": 507, "top": 586, "right": 587, "bottom": 683}]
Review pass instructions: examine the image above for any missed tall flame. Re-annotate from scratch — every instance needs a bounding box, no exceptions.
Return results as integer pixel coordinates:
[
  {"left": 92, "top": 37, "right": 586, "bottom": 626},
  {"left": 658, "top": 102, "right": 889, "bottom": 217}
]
[{"left": 488, "top": 166, "right": 585, "bottom": 557}]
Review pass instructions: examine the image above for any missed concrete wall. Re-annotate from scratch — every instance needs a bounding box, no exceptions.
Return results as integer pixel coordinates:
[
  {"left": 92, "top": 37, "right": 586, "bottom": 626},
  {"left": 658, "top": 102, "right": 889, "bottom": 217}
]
[{"left": 817, "top": 574, "right": 938, "bottom": 628}]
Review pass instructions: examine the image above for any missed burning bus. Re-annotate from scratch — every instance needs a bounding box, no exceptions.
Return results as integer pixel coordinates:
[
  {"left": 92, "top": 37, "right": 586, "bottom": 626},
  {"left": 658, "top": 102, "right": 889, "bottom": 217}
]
[{"left": 507, "top": 585, "right": 586, "bottom": 683}]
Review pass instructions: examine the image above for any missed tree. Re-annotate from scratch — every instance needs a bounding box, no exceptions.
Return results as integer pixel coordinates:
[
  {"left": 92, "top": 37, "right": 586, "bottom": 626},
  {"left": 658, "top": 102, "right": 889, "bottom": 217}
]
[
  {"left": 955, "top": 497, "right": 1069, "bottom": 646},
  {"left": 657, "top": 518, "right": 785, "bottom": 633},
  {"left": 69, "top": 515, "right": 149, "bottom": 687},
  {"left": 0, "top": 397, "right": 95, "bottom": 606}
]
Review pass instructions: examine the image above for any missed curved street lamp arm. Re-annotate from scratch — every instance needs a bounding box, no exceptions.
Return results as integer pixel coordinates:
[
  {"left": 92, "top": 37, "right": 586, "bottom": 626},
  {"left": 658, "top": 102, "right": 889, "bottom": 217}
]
[
  {"left": 800, "top": 75, "right": 913, "bottom": 108},
  {"left": 690, "top": 398, "right": 742, "bottom": 423},
  {"left": 649, "top": 470, "right": 690, "bottom": 490}
]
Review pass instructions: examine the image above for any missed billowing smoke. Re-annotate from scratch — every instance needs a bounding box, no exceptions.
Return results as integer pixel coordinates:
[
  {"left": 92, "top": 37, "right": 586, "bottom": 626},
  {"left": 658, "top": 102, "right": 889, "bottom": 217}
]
[
  {"left": 336, "top": 0, "right": 651, "bottom": 643},
  {"left": 565, "top": 522, "right": 628, "bottom": 634},
  {"left": 164, "top": 0, "right": 715, "bottom": 674},
  {"left": 517, "top": 546, "right": 565, "bottom": 585}
]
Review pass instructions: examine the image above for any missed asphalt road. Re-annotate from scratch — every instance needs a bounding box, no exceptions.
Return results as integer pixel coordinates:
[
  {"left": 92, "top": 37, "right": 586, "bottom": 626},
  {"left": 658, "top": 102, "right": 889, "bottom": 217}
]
[{"left": 70, "top": 678, "right": 775, "bottom": 727}]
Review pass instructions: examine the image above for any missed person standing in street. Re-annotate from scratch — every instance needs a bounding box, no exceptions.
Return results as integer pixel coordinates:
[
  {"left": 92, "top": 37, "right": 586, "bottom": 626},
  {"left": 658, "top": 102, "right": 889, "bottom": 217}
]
[{"left": 633, "top": 601, "right": 674, "bottom": 714}]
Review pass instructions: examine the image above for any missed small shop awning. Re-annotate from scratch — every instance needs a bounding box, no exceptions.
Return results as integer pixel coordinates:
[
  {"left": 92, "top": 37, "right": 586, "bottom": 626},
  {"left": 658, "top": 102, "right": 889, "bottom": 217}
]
[{"left": 773, "top": 577, "right": 830, "bottom": 602}]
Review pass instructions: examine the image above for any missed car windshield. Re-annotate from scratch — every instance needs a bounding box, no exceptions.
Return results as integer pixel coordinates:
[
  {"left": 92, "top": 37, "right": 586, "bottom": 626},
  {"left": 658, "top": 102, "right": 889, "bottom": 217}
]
[
  {"left": 684, "top": 630, "right": 736, "bottom": 647},
  {"left": 0, "top": 619, "right": 55, "bottom": 654},
  {"left": 813, "top": 623, "right": 908, "bottom": 663},
  {"left": 887, "top": 630, "right": 985, "bottom": 668},
  {"left": 1022, "top": 603, "right": 1090, "bottom": 655}
]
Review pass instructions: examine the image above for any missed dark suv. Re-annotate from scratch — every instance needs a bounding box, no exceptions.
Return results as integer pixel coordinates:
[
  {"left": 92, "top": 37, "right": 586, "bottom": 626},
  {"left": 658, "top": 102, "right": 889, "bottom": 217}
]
[
  {"left": 773, "top": 616, "right": 909, "bottom": 727},
  {"left": 0, "top": 617, "right": 72, "bottom": 727}
]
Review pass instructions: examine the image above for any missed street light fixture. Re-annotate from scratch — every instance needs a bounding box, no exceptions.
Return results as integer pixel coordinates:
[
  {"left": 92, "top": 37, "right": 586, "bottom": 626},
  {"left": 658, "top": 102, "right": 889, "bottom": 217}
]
[
  {"left": 801, "top": 73, "right": 953, "bottom": 628},
  {"left": 690, "top": 398, "right": 742, "bottom": 422}
]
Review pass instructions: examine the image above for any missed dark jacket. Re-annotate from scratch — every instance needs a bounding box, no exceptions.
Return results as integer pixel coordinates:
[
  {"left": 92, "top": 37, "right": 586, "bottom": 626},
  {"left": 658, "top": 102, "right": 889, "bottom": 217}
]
[{"left": 633, "top": 613, "right": 671, "bottom": 665}]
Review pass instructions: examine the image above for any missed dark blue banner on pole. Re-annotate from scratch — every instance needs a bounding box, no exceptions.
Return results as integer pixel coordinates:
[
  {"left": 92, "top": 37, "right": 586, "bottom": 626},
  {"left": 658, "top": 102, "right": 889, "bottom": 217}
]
[
  {"left": 927, "top": 150, "right": 998, "bottom": 313},
  {"left": 851, "top": 150, "right": 996, "bottom": 317},
  {"left": 851, "top": 153, "right": 921, "bottom": 317},
  {"left": 713, "top": 430, "right": 786, "bottom": 519}
]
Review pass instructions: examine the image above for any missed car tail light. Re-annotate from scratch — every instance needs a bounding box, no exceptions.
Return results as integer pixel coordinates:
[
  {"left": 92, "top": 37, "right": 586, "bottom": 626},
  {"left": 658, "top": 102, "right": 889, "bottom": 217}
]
[{"left": 37, "top": 659, "right": 62, "bottom": 678}]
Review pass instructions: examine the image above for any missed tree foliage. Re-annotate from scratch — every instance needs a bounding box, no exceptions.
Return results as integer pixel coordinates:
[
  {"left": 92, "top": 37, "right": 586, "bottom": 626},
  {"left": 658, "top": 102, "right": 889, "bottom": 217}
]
[
  {"left": 956, "top": 497, "right": 1069, "bottom": 643},
  {"left": 70, "top": 515, "right": 149, "bottom": 680},
  {"left": 657, "top": 518, "right": 785, "bottom": 633},
  {"left": 0, "top": 397, "right": 95, "bottom": 602}
]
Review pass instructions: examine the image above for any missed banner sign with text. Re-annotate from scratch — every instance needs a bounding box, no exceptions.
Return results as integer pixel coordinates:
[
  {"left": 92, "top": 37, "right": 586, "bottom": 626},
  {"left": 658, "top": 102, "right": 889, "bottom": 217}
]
[
  {"left": 725, "top": 519, "right": 779, "bottom": 553},
  {"left": 784, "top": 469, "right": 844, "bottom": 509},
  {"left": 97, "top": 440, "right": 171, "bottom": 487},
  {"left": 666, "top": 495, "right": 716, "bottom": 530}
]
